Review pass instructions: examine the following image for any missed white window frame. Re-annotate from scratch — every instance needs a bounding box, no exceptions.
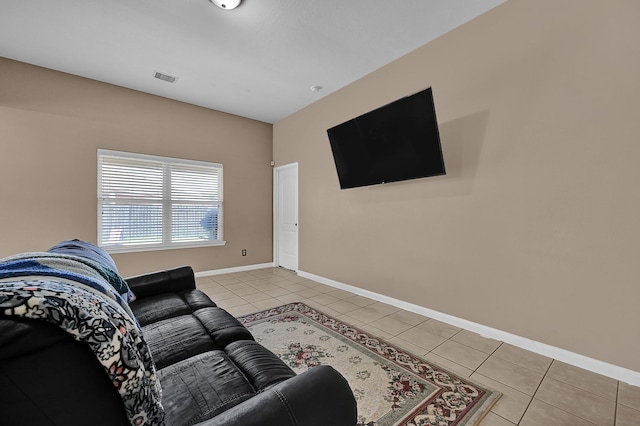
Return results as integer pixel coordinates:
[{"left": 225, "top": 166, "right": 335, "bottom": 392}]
[{"left": 97, "top": 149, "right": 225, "bottom": 253}]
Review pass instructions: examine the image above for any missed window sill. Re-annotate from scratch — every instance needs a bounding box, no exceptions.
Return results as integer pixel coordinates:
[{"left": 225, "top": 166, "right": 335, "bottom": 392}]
[{"left": 102, "top": 240, "right": 227, "bottom": 254}]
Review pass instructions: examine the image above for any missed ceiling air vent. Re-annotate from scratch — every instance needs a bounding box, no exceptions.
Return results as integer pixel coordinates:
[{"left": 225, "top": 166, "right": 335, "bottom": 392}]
[{"left": 154, "top": 71, "right": 177, "bottom": 83}]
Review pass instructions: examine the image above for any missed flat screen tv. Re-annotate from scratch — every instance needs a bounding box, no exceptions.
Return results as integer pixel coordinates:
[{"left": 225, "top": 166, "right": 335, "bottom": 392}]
[{"left": 327, "top": 87, "right": 445, "bottom": 189}]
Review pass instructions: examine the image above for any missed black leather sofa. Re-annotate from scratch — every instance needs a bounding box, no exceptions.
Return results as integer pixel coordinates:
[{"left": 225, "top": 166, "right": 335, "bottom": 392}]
[{"left": 0, "top": 250, "right": 357, "bottom": 425}]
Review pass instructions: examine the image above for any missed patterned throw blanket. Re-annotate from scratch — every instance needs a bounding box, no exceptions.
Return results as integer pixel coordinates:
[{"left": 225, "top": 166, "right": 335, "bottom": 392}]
[{"left": 0, "top": 252, "right": 165, "bottom": 426}]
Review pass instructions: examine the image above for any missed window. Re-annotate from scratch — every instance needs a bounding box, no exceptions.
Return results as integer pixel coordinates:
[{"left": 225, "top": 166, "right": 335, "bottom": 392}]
[{"left": 97, "top": 149, "right": 224, "bottom": 252}]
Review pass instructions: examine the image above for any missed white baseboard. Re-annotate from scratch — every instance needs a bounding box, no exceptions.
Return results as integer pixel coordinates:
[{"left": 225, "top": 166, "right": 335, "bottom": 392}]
[
  {"left": 195, "top": 262, "right": 275, "bottom": 277},
  {"left": 298, "top": 269, "right": 640, "bottom": 387}
]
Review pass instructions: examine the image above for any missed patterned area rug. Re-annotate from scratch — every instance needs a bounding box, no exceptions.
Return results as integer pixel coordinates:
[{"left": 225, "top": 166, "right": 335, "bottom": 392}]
[{"left": 238, "top": 303, "right": 501, "bottom": 426}]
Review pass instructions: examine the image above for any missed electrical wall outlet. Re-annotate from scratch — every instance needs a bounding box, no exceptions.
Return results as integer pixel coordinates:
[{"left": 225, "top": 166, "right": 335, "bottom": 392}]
[{"left": 241, "top": 249, "right": 247, "bottom": 256}]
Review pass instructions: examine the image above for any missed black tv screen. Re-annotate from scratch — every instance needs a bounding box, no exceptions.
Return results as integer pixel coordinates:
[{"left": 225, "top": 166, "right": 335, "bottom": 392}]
[{"left": 327, "top": 87, "right": 445, "bottom": 189}]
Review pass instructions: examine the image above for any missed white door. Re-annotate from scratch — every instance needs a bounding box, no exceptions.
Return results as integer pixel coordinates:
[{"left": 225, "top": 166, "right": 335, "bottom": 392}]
[{"left": 274, "top": 163, "right": 298, "bottom": 271}]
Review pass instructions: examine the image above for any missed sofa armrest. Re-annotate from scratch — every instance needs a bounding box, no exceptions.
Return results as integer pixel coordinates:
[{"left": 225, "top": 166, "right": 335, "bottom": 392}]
[
  {"left": 200, "top": 365, "right": 357, "bottom": 426},
  {"left": 125, "top": 266, "right": 196, "bottom": 299}
]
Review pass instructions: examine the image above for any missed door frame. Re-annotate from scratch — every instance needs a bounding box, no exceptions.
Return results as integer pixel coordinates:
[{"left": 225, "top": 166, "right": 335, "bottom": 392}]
[{"left": 273, "top": 162, "right": 299, "bottom": 271}]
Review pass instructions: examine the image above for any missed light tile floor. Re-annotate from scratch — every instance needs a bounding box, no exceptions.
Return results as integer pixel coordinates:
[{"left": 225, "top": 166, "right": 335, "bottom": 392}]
[{"left": 195, "top": 267, "right": 640, "bottom": 426}]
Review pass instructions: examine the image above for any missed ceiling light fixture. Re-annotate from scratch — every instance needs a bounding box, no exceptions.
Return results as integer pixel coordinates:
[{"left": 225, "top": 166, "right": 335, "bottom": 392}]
[{"left": 210, "top": 0, "right": 241, "bottom": 10}]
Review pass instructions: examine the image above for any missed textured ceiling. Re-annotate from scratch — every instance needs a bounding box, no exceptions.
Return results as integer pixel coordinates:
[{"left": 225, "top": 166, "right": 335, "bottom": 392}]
[{"left": 0, "top": 0, "right": 504, "bottom": 123}]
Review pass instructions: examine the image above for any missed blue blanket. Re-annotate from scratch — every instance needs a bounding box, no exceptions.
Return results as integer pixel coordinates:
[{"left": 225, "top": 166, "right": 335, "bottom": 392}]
[{"left": 0, "top": 252, "right": 164, "bottom": 426}]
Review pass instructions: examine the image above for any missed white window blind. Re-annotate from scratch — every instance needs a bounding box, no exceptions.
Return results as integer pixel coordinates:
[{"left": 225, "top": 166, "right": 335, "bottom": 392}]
[{"left": 98, "top": 149, "right": 224, "bottom": 252}]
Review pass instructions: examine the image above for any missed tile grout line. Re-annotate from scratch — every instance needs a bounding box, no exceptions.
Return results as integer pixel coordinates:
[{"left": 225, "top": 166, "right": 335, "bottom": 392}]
[
  {"left": 515, "top": 357, "right": 556, "bottom": 425},
  {"left": 613, "top": 382, "right": 619, "bottom": 426}
]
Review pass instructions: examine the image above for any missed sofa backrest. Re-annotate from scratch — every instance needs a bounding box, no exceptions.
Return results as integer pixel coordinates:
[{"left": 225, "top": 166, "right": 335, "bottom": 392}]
[
  {"left": 0, "top": 318, "right": 129, "bottom": 426},
  {"left": 126, "top": 265, "right": 196, "bottom": 299}
]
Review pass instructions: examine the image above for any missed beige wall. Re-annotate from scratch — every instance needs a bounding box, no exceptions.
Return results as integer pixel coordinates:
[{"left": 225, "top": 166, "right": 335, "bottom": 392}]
[
  {"left": 274, "top": 0, "right": 640, "bottom": 372},
  {"left": 0, "top": 58, "right": 273, "bottom": 277}
]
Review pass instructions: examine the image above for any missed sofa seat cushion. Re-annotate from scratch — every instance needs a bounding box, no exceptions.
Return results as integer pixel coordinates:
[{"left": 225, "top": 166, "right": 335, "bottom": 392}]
[
  {"left": 194, "top": 307, "right": 254, "bottom": 348},
  {"left": 158, "top": 350, "right": 256, "bottom": 426},
  {"left": 142, "top": 307, "right": 254, "bottom": 369},
  {"left": 225, "top": 340, "right": 296, "bottom": 391},
  {"left": 143, "top": 314, "right": 217, "bottom": 369},
  {"left": 132, "top": 289, "right": 216, "bottom": 326}
]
